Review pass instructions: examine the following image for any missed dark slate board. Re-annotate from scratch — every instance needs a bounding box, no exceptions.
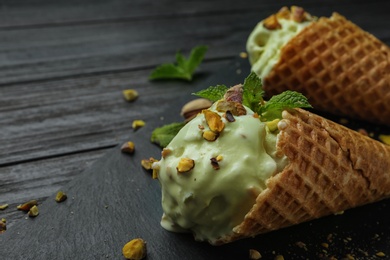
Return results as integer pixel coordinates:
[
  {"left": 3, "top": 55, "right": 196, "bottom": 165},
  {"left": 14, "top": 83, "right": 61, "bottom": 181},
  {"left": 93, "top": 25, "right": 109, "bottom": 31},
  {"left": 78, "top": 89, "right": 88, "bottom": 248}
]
[{"left": 1, "top": 59, "right": 389, "bottom": 260}]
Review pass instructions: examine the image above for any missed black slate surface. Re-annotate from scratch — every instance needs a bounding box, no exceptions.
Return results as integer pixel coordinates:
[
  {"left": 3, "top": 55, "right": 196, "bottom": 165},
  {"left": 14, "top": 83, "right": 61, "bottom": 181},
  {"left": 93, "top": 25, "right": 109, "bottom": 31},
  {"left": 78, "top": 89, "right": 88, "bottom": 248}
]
[{"left": 1, "top": 59, "right": 389, "bottom": 260}]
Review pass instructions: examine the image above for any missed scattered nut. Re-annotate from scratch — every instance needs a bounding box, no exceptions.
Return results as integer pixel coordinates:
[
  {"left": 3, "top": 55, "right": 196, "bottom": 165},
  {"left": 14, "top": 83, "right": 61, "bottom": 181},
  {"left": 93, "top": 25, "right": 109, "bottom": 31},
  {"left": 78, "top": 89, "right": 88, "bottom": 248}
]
[
  {"left": 376, "top": 252, "right": 386, "bottom": 257},
  {"left": 210, "top": 157, "right": 220, "bottom": 170},
  {"left": 132, "top": 120, "right": 145, "bottom": 130},
  {"left": 291, "top": 6, "right": 307, "bottom": 22},
  {"left": 203, "top": 110, "right": 224, "bottom": 133},
  {"left": 274, "top": 255, "right": 284, "bottom": 260},
  {"left": 239, "top": 52, "right": 248, "bottom": 59},
  {"left": 249, "top": 249, "right": 262, "bottom": 259},
  {"left": 225, "top": 110, "right": 235, "bottom": 122},
  {"left": 216, "top": 100, "right": 246, "bottom": 116},
  {"left": 177, "top": 158, "right": 195, "bottom": 173},
  {"left": 141, "top": 157, "right": 158, "bottom": 171},
  {"left": 0, "top": 219, "right": 6, "bottom": 233},
  {"left": 266, "top": 119, "right": 280, "bottom": 132},
  {"left": 28, "top": 205, "right": 39, "bottom": 217},
  {"left": 0, "top": 204, "right": 9, "bottom": 210},
  {"left": 122, "top": 238, "right": 146, "bottom": 260},
  {"left": 17, "top": 200, "right": 38, "bottom": 211},
  {"left": 161, "top": 148, "right": 171, "bottom": 158},
  {"left": 121, "top": 141, "right": 135, "bottom": 154},
  {"left": 379, "top": 134, "right": 390, "bottom": 145},
  {"left": 203, "top": 130, "right": 218, "bottom": 142},
  {"left": 276, "top": 6, "right": 291, "bottom": 19},
  {"left": 263, "top": 14, "right": 281, "bottom": 30},
  {"left": 123, "top": 89, "right": 139, "bottom": 102},
  {"left": 181, "top": 98, "right": 212, "bottom": 122},
  {"left": 55, "top": 190, "right": 68, "bottom": 203}
]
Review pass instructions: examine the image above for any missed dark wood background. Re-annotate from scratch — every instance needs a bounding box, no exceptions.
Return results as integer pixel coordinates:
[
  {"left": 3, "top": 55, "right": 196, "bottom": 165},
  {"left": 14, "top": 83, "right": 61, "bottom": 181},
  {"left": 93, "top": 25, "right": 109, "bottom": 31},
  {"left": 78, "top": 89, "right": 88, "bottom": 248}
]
[{"left": 1, "top": 1, "right": 389, "bottom": 259}]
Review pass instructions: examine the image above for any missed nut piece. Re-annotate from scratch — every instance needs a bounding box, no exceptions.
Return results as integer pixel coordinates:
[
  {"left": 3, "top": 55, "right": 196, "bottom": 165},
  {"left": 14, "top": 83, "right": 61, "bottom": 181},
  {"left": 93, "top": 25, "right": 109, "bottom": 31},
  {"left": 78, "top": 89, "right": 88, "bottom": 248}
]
[
  {"left": 122, "top": 238, "right": 146, "bottom": 260},
  {"left": 181, "top": 98, "right": 213, "bottom": 121},
  {"left": 141, "top": 157, "right": 158, "bottom": 171},
  {"left": 55, "top": 191, "right": 68, "bottom": 203},
  {"left": 176, "top": 158, "right": 195, "bottom": 173},
  {"left": 266, "top": 119, "right": 280, "bottom": 132},
  {"left": 141, "top": 157, "right": 159, "bottom": 179},
  {"left": 17, "top": 200, "right": 38, "bottom": 211},
  {"left": 132, "top": 120, "right": 146, "bottom": 130},
  {"left": 121, "top": 141, "right": 135, "bottom": 154},
  {"left": 291, "top": 6, "right": 306, "bottom": 22},
  {"left": 216, "top": 100, "right": 246, "bottom": 116},
  {"left": 379, "top": 134, "right": 390, "bottom": 145},
  {"left": 203, "top": 110, "right": 225, "bottom": 133},
  {"left": 249, "top": 249, "right": 262, "bottom": 259},
  {"left": 203, "top": 130, "right": 218, "bottom": 142},
  {"left": 28, "top": 205, "right": 39, "bottom": 217},
  {"left": 263, "top": 14, "right": 281, "bottom": 30},
  {"left": 0, "top": 204, "right": 8, "bottom": 210},
  {"left": 123, "top": 89, "right": 139, "bottom": 102},
  {"left": 0, "top": 219, "right": 6, "bottom": 233},
  {"left": 161, "top": 148, "right": 171, "bottom": 158}
]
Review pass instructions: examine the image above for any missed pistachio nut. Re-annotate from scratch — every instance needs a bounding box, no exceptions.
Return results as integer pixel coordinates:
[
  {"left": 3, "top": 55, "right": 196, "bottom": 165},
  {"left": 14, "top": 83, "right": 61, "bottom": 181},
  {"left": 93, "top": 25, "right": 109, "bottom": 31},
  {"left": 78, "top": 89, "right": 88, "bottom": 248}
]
[{"left": 181, "top": 98, "right": 212, "bottom": 122}]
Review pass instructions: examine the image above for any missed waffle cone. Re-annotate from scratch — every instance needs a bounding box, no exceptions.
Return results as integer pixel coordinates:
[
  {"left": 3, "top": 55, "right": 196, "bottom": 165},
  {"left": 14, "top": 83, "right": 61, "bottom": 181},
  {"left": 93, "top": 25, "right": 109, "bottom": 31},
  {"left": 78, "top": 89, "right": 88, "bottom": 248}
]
[
  {"left": 214, "top": 108, "right": 390, "bottom": 245},
  {"left": 263, "top": 13, "right": 390, "bottom": 126}
]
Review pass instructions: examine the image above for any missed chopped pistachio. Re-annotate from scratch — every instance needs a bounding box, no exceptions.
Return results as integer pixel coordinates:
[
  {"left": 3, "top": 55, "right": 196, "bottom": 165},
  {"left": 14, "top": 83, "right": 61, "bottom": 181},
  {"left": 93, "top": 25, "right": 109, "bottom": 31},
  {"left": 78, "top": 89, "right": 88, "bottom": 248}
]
[
  {"left": 132, "top": 120, "right": 146, "bottom": 130},
  {"left": 122, "top": 238, "right": 146, "bottom": 260},
  {"left": 176, "top": 158, "right": 195, "bottom": 173},
  {"left": 379, "top": 134, "right": 390, "bottom": 145},
  {"left": 202, "top": 130, "right": 218, "bottom": 141},
  {"left": 122, "top": 89, "right": 139, "bottom": 102},
  {"left": 121, "top": 141, "right": 135, "bottom": 154},
  {"left": 0, "top": 204, "right": 8, "bottom": 210},
  {"left": 203, "top": 110, "right": 225, "bottom": 133},
  {"left": 28, "top": 205, "right": 39, "bottom": 217},
  {"left": 263, "top": 14, "right": 281, "bottom": 30},
  {"left": 17, "top": 200, "right": 38, "bottom": 211},
  {"left": 55, "top": 190, "right": 68, "bottom": 203},
  {"left": 0, "top": 219, "right": 6, "bottom": 233},
  {"left": 266, "top": 119, "right": 280, "bottom": 132},
  {"left": 141, "top": 157, "right": 158, "bottom": 171},
  {"left": 376, "top": 252, "right": 386, "bottom": 257},
  {"left": 239, "top": 52, "right": 248, "bottom": 59},
  {"left": 249, "top": 249, "right": 262, "bottom": 259},
  {"left": 210, "top": 157, "right": 220, "bottom": 170},
  {"left": 161, "top": 148, "right": 171, "bottom": 158}
]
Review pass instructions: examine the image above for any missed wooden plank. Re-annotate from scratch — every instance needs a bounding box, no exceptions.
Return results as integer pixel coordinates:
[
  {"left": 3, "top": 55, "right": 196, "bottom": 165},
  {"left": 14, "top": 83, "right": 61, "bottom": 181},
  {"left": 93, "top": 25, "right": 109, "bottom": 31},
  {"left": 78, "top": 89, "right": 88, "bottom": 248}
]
[
  {"left": 0, "top": 58, "right": 389, "bottom": 259},
  {"left": 0, "top": 0, "right": 378, "bottom": 28},
  {"left": 0, "top": 59, "right": 233, "bottom": 166},
  {"left": 0, "top": 3, "right": 389, "bottom": 86},
  {"left": 0, "top": 149, "right": 107, "bottom": 230}
]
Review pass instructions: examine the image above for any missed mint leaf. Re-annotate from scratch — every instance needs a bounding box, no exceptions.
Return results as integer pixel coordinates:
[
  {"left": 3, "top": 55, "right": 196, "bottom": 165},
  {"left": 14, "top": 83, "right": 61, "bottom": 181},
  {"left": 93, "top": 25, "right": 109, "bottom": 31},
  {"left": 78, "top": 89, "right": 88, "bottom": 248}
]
[
  {"left": 260, "top": 90, "right": 312, "bottom": 121},
  {"left": 242, "top": 71, "right": 264, "bottom": 113},
  {"left": 149, "top": 45, "right": 208, "bottom": 81},
  {"left": 151, "top": 122, "right": 186, "bottom": 148},
  {"left": 192, "top": 85, "right": 228, "bottom": 102}
]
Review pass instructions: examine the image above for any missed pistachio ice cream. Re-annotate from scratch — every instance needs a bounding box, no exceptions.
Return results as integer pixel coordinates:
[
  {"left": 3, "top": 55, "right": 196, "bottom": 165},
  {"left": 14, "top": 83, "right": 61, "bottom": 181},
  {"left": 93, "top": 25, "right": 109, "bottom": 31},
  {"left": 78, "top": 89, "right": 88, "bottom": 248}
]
[
  {"left": 246, "top": 6, "right": 315, "bottom": 79},
  {"left": 154, "top": 94, "right": 288, "bottom": 243}
]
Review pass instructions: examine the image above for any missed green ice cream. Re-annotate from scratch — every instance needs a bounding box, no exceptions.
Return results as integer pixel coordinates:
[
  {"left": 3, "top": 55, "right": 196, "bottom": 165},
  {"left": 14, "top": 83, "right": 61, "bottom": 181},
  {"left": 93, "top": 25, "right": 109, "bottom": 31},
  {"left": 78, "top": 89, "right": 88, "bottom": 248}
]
[
  {"left": 247, "top": 7, "right": 315, "bottom": 79},
  {"left": 155, "top": 100, "right": 288, "bottom": 243}
]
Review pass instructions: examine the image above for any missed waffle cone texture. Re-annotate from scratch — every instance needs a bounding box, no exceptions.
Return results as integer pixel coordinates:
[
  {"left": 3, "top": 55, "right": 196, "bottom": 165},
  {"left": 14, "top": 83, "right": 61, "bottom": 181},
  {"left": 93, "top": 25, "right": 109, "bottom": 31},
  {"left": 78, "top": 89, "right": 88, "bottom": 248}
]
[
  {"left": 214, "top": 108, "right": 390, "bottom": 245},
  {"left": 263, "top": 13, "right": 390, "bottom": 126}
]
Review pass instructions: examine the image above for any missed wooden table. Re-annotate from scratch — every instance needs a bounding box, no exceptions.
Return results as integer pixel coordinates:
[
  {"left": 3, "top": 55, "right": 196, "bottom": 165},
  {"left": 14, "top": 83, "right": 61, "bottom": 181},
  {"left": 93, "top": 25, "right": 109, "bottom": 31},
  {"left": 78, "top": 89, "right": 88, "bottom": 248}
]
[{"left": 1, "top": 1, "right": 389, "bottom": 259}]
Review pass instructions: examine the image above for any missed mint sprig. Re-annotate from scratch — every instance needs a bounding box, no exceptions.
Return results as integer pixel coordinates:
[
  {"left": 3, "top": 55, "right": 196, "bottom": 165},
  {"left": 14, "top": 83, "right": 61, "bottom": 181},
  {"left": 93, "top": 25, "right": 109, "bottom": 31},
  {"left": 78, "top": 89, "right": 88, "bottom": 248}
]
[
  {"left": 149, "top": 45, "right": 208, "bottom": 81},
  {"left": 259, "top": 90, "right": 312, "bottom": 121},
  {"left": 192, "top": 85, "right": 228, "bottom": 102},
  {"left": 242, "top": 71, "right": 264, "bottom": 113},
  {"left": 151, "top": 122, "right": 186, "bottom": 148}
]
